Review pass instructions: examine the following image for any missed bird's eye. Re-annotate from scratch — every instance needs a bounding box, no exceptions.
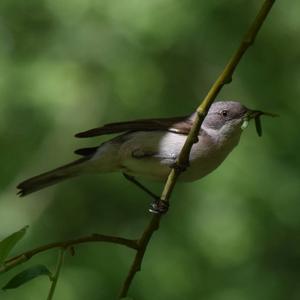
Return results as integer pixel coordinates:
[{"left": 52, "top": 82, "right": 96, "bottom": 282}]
[{"left": 221, "top": 110, "right": 228, "bottom": 117}]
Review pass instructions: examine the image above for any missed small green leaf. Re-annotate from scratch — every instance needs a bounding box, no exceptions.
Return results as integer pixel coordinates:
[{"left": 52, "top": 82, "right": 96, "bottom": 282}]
[
  {"left": 2, "top": 265, "right": 52, "bottom": 290},
  {"left": 0, "top": 226, "right": 29, "bottom": 264},
  {"left": 255, "top": 115, "right": 262, "bottom": 137}
]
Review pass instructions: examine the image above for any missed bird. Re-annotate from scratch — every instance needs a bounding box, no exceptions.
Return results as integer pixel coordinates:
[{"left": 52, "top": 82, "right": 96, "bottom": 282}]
[{"left": 17, "top": 101, "right": 275, "bottom": 213}]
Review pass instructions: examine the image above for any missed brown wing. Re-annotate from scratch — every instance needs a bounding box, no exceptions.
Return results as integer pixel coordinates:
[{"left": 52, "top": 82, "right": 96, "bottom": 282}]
[{"left": 75, "top": 114, "right": 195, "bottom": 138}]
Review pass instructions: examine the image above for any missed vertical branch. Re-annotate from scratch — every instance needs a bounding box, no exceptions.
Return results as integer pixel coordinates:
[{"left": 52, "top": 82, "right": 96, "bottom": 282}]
[
  {"left": 162, "top": 0, "right": 276, "bottom": 198},
  {"left": 119, "top": 0, "right": 276, "bottom": 298},
  {"left": 47, "top": 249, "right": 65, "bottom": 300},
  {"left": 119, "top": 215, "right": 161, "bottom": 298}
]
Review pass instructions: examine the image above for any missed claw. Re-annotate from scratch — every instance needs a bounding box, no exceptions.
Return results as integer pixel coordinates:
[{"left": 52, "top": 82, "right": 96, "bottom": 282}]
[{"left": 149, "top": 199, "right": 169, "bottom": 214}]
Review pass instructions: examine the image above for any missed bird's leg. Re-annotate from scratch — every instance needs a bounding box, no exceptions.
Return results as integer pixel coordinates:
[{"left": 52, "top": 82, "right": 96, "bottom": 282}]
[
  {"left": 122, "top": 173, "right": 159, "bottom": 200},
  {"left": 122, "top": 173, "right": 169, "bottom": 214}
]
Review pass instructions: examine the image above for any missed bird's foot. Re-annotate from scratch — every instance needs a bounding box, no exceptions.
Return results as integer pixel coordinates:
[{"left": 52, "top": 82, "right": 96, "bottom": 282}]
[{"left": 149, "top": 199, "right": 169, "bottom": 214}]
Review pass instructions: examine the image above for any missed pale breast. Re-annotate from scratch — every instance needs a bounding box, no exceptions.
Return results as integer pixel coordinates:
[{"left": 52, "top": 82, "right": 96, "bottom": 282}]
[{"left": 117, "top": 129, "right": 242, "bottom": 182}]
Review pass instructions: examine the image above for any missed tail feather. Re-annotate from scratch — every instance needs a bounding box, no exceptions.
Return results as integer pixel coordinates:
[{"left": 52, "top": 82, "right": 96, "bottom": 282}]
[{"left": 17, "top": 157, "right": 89, "bottom": 197}]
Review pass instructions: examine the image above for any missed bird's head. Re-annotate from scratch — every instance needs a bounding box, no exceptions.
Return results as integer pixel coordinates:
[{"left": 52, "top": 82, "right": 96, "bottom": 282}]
[{"left": 202, "top": 101, "right": 277, "bottom": 138}]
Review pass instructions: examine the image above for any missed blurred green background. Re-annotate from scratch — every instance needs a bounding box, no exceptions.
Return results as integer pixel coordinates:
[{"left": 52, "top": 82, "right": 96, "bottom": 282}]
[{"left": 0, "top": 0, "right": 299, "bottom": 299}]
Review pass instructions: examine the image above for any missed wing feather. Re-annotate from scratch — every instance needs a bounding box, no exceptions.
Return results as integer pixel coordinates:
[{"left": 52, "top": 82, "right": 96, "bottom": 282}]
[{"left": 75, "top": 114, "right": 194, "bottom": 138}]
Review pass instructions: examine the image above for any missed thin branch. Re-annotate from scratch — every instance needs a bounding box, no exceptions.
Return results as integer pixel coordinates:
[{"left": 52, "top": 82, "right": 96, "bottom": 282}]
[
  {"left": 118, "top": 0, "right": 276, "bottom": 298},
  {"left": 1, "top": 234, "right": 138, "bottom": 274},
  {"left": 47, "top": 249, "right": 65, "bottom": 300},
  {"left": 119, "top": 215, "right": 160, "bottom": 298}
]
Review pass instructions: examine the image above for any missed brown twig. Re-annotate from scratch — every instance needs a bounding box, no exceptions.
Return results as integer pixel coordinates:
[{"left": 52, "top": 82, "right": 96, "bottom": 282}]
[
  {"left": 119, "top": 215, "right": 161, "bottom": 297},
  {"left": 1, "top": 234, "right": 138, "bottom": 273},
  {"left": 118, "top": 0, "right": 276, "bottom": 298}
]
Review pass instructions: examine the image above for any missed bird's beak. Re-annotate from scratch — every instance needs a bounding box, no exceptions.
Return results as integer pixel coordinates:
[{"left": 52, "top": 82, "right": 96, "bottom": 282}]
[
  {"left": 241, "top": 108, "right": 278, "bottom": 137},
  {"left": 247, "top": 109, "right": 278, "bottom": 120}
]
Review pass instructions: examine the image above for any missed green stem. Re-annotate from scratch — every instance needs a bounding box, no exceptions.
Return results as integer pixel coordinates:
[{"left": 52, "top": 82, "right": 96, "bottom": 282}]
[
  {"left": 47, "top": 248, "right": 65, "bottom": 300},
  {"left": 119, "top": 0, "right": 276, "bottom": 298}
]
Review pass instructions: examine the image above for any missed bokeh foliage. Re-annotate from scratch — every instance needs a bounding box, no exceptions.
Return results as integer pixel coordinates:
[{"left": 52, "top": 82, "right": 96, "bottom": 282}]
[{"left": 0, "top": 0, "right": 300, "bottom": 299}]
